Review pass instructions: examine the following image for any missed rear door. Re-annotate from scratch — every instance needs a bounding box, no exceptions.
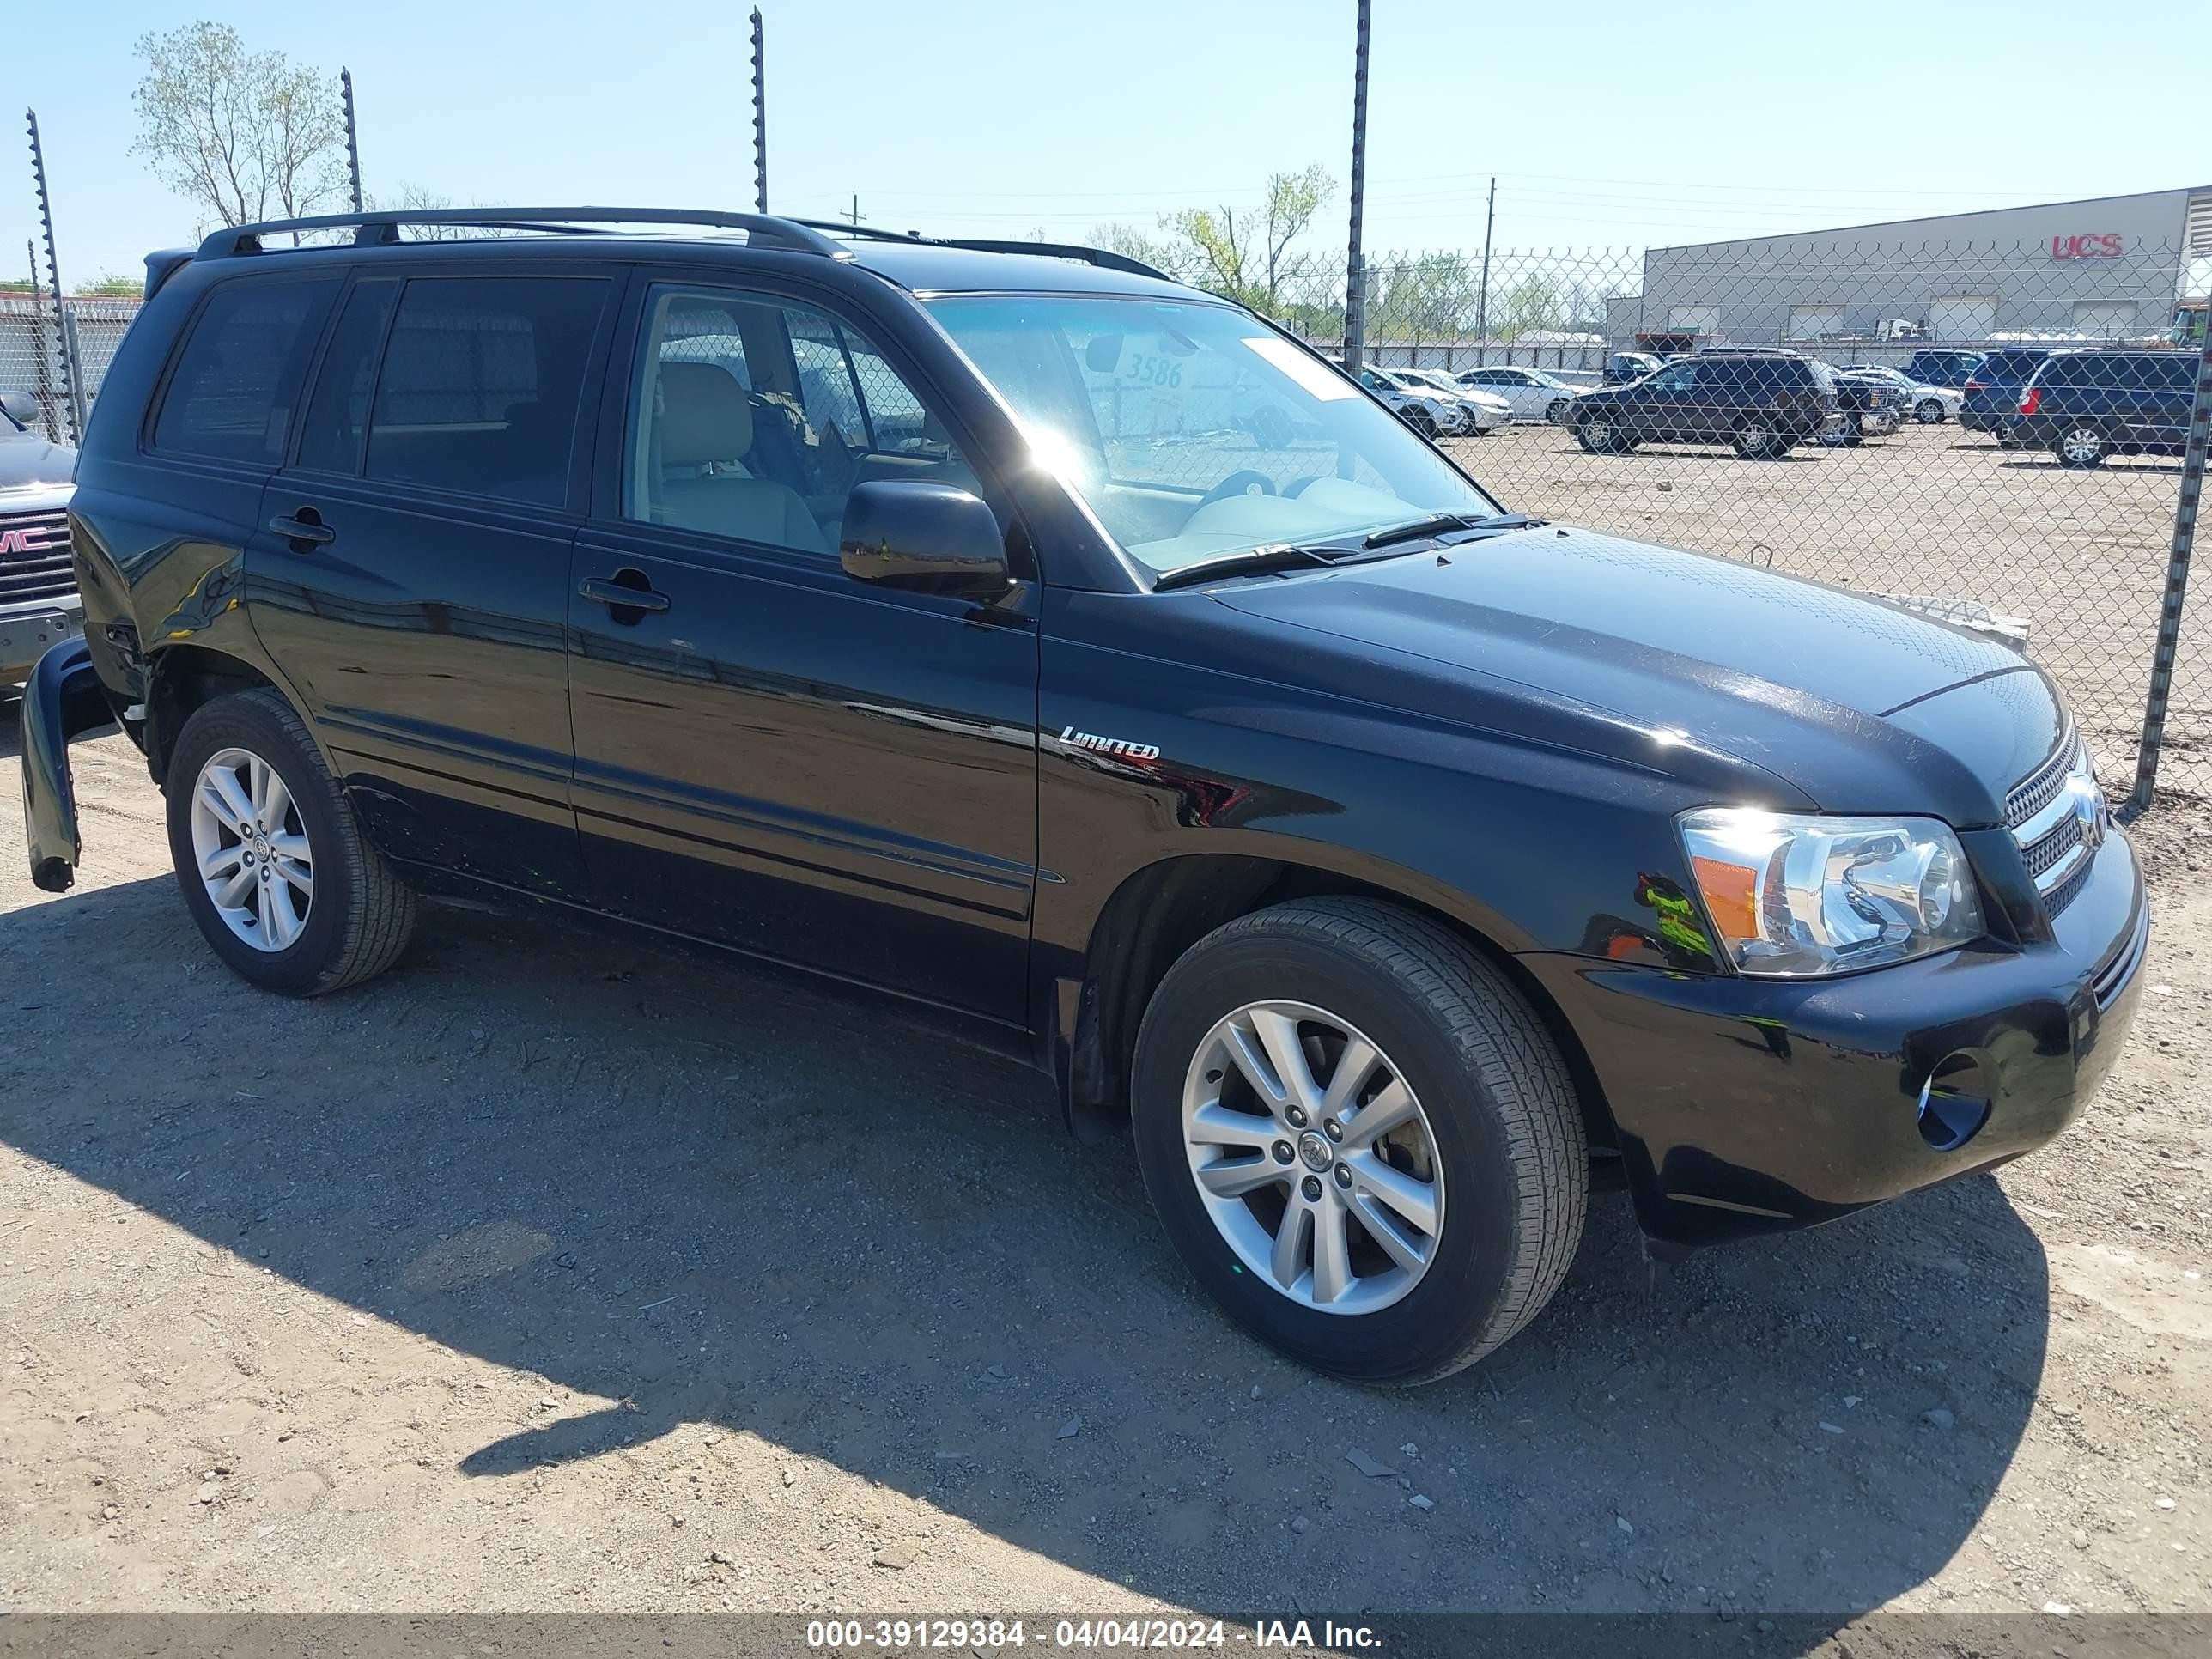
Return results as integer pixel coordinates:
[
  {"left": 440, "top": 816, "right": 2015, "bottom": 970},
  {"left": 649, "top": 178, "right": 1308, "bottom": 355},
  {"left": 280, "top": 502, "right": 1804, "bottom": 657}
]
[
  {"left": 253, "top": 264, "right": 620, "bottom": 892},
  {"left": 565, "top": 273, "right": 1038, "bottom": 1021}
]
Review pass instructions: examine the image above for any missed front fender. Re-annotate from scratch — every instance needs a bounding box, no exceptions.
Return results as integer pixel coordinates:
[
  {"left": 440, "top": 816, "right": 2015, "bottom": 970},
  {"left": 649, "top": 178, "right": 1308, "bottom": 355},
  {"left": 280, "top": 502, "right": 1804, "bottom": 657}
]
[{"left": 20, "top": 637, "right": 121, "bottom": 892}]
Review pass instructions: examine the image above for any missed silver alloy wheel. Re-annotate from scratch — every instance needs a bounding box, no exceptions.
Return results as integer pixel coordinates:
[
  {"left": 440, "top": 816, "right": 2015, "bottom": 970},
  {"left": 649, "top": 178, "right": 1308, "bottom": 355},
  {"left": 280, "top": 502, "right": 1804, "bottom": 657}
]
[
  {"left": 2060, "top": 426, "right": 2105, "bottom": 465},
  {"left": 1583, "top": 417, "right": 1613, "bottom": 450},
  {"left": 1917, "top": 399, "right": 1944, "bottom": 423},
  {"left": 1181, "top": 1000, "right": 1445, "bottom": 1315},
  {"left": 189, "top": 745, "right": 314, "bottom": 952},
  {"left": 1740, "top": 418, "right": 1777, "bottom": 453}
]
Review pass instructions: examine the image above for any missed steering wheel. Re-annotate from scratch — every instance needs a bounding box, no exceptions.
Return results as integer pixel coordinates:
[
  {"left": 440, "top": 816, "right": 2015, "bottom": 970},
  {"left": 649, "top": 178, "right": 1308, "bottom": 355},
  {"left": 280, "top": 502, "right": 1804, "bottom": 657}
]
[{"left": 1196, "top": 470, "right": 1278, "bottom": 509}]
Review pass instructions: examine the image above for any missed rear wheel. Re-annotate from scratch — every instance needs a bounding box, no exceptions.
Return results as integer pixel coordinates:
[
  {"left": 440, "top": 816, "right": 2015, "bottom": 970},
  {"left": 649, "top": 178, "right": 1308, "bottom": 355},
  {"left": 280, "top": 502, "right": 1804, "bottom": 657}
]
[
  {"left": 1131, "top": 898, "right": 1588, "bottom": 1384},
  {"left": 1546, "top": 398, "right": 1571, "bottom": 424},
  {"left": 1916, "top": 398, "right": 1946, "bottom": 424},
  {"left": 1733, "top": 416, "right": 1785, "bottom": 459},
  {"left": 2056, "top": 423, "right": 2108, "bottom": 468},
  {"left": 166, "top": 690, "right": 417, "bottom": 996},
  {"left": 1404, "top": 406, "right": 1438, "bottom": 441}
]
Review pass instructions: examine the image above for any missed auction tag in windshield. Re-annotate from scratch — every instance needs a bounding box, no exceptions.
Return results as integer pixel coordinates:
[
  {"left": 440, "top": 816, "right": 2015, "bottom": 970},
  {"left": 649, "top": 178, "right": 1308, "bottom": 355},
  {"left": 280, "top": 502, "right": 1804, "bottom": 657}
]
[{"left": 1243, "top": 335, "right": 1358, "bottom": 399}]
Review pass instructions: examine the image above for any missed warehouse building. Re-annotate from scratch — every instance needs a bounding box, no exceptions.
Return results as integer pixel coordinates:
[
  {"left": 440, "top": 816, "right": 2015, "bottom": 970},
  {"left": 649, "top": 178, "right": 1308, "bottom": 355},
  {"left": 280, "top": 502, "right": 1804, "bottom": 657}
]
[{"left": 1605, "top": 185, "right": 2212, "bottom": 353}]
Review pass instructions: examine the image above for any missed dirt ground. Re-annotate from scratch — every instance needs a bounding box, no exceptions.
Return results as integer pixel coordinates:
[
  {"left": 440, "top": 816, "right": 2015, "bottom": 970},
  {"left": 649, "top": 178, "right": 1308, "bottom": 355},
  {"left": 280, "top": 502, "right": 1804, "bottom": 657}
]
[{"left": 1, "top": 420, "right": 2208, "bottom": 1633}]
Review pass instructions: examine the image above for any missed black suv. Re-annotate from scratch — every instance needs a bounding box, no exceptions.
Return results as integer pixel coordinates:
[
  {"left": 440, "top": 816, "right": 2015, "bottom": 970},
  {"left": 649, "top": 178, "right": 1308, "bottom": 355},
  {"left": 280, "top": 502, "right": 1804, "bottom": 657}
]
[
  {"left": 1, "top": 392, "right": 80, "bottom": 684},
  {"left": 1902, "top": 349, "right": 1986, "bottom": 390},
  {"left": 2012, "top": 349, "right": 2202, "bottom": 468},
  {"left": 1959, "top": 349, "right": 2051, "bottom": 441},
  {"left": 1567, "top": 348, "right": 1844, "bottom": 457},
  {"left": 21, "top": 208, "right": 2149, "bottom": 1384}
]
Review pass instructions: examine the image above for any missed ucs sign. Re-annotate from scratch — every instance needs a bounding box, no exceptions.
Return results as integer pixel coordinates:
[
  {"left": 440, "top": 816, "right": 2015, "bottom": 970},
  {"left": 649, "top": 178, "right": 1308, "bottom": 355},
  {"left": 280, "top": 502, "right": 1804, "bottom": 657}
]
[{"left": 2050, "top": 234, "right": 2124, "bottom": 260}]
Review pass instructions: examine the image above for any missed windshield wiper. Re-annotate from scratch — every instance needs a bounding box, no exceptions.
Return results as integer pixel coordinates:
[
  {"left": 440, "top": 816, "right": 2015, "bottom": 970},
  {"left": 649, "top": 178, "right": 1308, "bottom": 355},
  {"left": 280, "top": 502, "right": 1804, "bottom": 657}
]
[
  {"left": 1362, "top": 511, "right": 1542, "bottom": 549},
  {"left": 1152, "top": 544, "right": 1334, "bottom": 591}
]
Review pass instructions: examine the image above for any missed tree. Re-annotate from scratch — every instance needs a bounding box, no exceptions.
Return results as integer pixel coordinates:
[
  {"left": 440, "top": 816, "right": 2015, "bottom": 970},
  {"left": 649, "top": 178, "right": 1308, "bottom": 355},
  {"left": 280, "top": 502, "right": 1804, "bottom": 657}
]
[
  {"left": 1498, "top": 275, "right": 1566, "bottom": 343},
  {"left": 1123, "top": 165, "right": 1336, "bottom": 312},
  {"left": 131, "top": 21, "right": 344, "bottom": 234},
  {"left": 1091, "top": 222, "right": 1194, "bottom": 282},
  {"left": 74, "top": 274, "right": 143, "bottom": 297},
  {"left": 366, "top": 182, "right": 475, "bottom": 240},
  {"left": 1371, "top": 254, "right": 1474, "bottom": 362},
  {"left": 1256, "top": 165, "right": 1334, "bottom": 311}
]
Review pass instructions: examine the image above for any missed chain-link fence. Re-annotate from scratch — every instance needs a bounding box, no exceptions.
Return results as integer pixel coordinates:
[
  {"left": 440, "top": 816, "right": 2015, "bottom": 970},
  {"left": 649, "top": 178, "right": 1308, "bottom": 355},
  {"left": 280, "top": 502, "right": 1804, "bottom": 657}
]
[
  {"left": 1, "top": 295, "right": 143, "bottom": 441},
  {"left": 1268, "top": 237, "right": 2210, "bottom": 805}
]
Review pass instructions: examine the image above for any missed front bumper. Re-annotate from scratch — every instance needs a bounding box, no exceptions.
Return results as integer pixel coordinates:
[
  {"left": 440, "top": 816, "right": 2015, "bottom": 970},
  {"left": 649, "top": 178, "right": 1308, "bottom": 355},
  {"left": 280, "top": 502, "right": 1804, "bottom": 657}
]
[
  {"left": 1, "top": 595, "right": 83, "bottom": 683},
  {"left": 18, "top": 635, "right": 119, "bottom": 893},
  {"left": 1521, "top": 823, "right": 2149, "bottom": 1247}
]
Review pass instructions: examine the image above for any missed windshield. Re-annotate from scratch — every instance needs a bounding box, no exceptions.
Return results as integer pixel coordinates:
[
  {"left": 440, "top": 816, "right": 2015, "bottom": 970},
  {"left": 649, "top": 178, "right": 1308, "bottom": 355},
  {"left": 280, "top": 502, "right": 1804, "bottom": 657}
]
[{"left": 924, "top": 295, "right": 1500, "bottom": 575}]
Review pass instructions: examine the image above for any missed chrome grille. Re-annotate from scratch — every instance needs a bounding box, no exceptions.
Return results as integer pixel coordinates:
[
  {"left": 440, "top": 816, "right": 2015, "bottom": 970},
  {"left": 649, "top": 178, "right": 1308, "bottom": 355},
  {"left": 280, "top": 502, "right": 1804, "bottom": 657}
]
[
  {"left": 2003, "top": 732, "right": 2103, "bottom": 918},
  {"left": 0, "top": 505, "right": 75, "bottom": 605}
]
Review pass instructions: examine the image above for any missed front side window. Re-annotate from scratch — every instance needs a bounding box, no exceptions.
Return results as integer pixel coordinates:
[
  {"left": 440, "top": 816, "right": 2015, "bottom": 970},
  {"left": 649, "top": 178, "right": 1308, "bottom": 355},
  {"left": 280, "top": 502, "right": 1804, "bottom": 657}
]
[
  {"left": 624, "top": 286, "right": 976, "bottom": 556},
  {"left": 925, "top": 294, "right": 1498, "bottom": 575},
  {"left": 1649, "top": 362, "right": 1698, "bottom": 392},
  {"left": 362, "top": 276, "right": 608, "bottom": 507},
  {"left": 153, "top": 277, "right": 339, "bottom": 463}
]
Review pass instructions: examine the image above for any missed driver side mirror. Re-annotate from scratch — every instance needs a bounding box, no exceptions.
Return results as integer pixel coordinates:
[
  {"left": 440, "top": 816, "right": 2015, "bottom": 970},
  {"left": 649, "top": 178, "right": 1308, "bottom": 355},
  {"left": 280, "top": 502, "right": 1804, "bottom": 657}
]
[{"left": 839, "top": 480, "right": 1012, "bottom": 600}]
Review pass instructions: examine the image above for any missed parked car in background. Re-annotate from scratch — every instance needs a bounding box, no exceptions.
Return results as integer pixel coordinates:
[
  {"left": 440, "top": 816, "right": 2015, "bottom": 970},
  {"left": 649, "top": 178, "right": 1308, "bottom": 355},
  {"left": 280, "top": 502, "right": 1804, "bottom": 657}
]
[
  {"left": 23, "top": 204, "right": 2148, "bottom": 1385},
  {"left": 2013, "top": 348, "right": 2198, "bottom": 468},
  {"left": 1, "top": 393, "right": 80, "bottom": 689},
  {"left": 1339, "top": 362, "right": 1470, "bottom": 438},
  {"left": 1960, "top": 349, "right": 2051, "bottom": 443},
  {"left": 1568, "top": 349, "right": 1844, "bottom": 457},
  {"left": 1602, "top": 350, "right": 1662, "bottom": 385},
  {"left": 1826, "top": 365, "right": 1906, "bottom": 444},
  {"left": 1390, "top": 368, "right": 1512, "bottom": 434},
  {"left": 1902, "top": 349, "right": 1986, "bottom": 390},
  {"left": 1451, "top": 364, "right": 1585, "bottom": 424},
  {"left": 1841, "top": 364, "right": 1964, "bottom": 423}
]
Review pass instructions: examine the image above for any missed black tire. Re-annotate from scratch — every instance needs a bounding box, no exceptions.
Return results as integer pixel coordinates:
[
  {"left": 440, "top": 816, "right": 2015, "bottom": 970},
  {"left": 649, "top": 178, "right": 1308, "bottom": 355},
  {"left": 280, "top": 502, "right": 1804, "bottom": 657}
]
[
  {"left": 1131, "top": 897, "right": 1588, "bottom": 1385},
  {"left": 1547, "top": 398, "right": 1571, "bottom": 424},
  {"left": 1733, "top": 416, "right": 1785, "bottom": 459},
  {"left": 165, "top": 689, "right": 417, "bottom": 996},
  {"left": 1404, "top": 406, "right": 1438, "bottom": 440},
  {"left": 1916, "top": 399, "right": 1945, "bottom": 424},
  {"left": 2055, "top": 423, "right": 2108, "bottom": 469}
]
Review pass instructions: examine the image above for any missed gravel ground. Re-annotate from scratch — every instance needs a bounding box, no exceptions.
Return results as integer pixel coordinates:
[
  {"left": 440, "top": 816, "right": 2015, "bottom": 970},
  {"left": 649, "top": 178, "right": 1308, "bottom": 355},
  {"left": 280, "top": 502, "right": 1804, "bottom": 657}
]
[{"left": 0, "top": 705, "right": 2205, "bottom": 1626}]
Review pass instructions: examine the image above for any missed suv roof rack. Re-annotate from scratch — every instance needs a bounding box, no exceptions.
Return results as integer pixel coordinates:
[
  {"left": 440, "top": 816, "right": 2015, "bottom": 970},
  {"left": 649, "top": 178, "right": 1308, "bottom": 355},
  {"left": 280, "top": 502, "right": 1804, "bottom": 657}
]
[
  {"left": 783, "top": 218, "right": 1174, "bottom": 283},
  {"left": 196, "top": 207, "right": 852, "bottom": 260}
]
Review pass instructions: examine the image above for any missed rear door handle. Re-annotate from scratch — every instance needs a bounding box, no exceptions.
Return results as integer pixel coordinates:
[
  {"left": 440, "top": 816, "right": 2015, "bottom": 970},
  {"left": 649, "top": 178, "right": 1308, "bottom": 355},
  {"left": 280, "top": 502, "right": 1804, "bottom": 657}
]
[
  {"left": 579, "top": 575, "right": 672, "bottom": 616},
  {"left": 269, "top": 512, "right": 336, "bottom": 548}
]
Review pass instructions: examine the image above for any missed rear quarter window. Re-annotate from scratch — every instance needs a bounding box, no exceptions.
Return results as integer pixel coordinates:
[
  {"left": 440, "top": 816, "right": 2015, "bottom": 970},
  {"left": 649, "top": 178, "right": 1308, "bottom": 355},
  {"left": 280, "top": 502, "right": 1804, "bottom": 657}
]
[{"left": 151, "top": 277, "right": 340, "bottom": 463}]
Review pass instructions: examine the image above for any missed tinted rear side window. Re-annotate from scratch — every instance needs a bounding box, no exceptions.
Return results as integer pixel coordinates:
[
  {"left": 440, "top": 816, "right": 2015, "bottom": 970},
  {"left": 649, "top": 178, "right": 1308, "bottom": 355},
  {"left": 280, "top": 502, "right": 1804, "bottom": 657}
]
[
  {"left": 363, "top": 276, "right": 608, "bottom": 507},
  {"left": 295, "top": 280, "right": 398, "bottom": 474},
  {"left": 1984, "top": 353, "right": 2046, "bottom": 382},
  {"left": 152, "top": 278, "right": 339, "bottom": 462}
]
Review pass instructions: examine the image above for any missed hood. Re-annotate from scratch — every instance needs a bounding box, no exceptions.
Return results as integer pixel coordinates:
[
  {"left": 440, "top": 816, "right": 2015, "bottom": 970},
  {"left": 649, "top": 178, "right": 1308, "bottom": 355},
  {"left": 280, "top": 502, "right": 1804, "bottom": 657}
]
[
  {"left": 0, "top": 429, "right": 76, "bottom": 492},
  {"left": 1212, "top": 524, "right": 2056, "bottom": 824}
]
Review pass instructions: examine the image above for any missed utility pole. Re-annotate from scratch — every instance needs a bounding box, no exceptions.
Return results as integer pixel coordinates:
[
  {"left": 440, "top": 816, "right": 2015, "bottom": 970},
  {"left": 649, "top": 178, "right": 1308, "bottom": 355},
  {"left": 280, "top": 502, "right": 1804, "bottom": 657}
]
[
  {"left": 848, "top": 193, "right": 860, "bottom": 228},
  {"left": 1342, "top": 0, "right": 1371, "bottom": 371},
  {"left": 1474, "top": 175, "right": 1495, "bottom": 366},
  {"left": 25, "top": 109, "right": 83, "bottom": 446},
  {"left": 750, "top": 9, "right": 769, "bottom": 213},
  {"left": 341, "top": 69, "right": 364, "bottom": 212}
]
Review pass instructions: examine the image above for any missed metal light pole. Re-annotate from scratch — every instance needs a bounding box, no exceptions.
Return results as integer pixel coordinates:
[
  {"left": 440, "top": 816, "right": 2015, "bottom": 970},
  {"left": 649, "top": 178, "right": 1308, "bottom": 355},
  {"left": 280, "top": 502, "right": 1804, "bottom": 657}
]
[
  {"left": 341, "top": 69, "right": 364, "bottom": 212},
  {"left": 1474, "top": 175, "right": 1495, "bottom": 365},
  {"left": 750, "top": 9, "right": 769, "bottom": 213},
  {"left": 25, "top": 109, "right": 83, "bottom": 445},
  {"left": 2129, "top": 314, "right": 2212, "bottom": 811},
  {"left": 1342, "top": 0, "right": 1370, "bottom": 369}
]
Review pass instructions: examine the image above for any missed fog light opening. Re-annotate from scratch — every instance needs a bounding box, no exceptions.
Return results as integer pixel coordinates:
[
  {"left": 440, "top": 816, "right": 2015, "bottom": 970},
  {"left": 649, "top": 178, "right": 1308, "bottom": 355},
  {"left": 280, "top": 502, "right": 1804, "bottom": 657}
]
[{"left": 1917, "top": 1052, "right": 1992, "bottom": 1152}]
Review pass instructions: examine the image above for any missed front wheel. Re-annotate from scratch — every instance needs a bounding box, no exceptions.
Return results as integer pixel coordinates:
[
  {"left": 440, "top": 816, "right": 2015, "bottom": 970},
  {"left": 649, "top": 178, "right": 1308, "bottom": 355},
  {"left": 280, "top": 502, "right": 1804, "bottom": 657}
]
[
  {"left": 1547, "top": 398, "right": 1571, "bottom": 424},
  {"left": 1131, "top": 898, "right": 1589, "bottom": 1384},
  {"left": 1404, "top": 406, "right": 1437, "bottom": 441},
  {"left": 166, "top": 689, "right": 418, "bottom": 996},
  {"left": 1917, "top": 399, "right": 1946, "bottom": 424}
]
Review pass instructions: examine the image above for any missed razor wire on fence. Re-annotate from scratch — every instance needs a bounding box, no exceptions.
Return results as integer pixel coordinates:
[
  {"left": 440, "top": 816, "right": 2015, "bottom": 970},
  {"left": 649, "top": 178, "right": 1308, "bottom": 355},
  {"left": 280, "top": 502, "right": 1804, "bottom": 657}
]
[{"left": 1263, "top": 236, "right": 2210, "bottom": 803}]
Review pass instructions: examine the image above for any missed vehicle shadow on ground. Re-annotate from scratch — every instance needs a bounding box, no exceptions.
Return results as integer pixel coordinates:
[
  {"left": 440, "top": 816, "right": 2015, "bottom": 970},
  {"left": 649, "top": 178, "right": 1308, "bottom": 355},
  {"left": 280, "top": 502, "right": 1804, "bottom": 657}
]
[
  {"left": 1999, "top": 458, "right": 2185, "bottom": 475},
  {"left": 1, "top": 874, "right": 2051, "bottom": 1626}
]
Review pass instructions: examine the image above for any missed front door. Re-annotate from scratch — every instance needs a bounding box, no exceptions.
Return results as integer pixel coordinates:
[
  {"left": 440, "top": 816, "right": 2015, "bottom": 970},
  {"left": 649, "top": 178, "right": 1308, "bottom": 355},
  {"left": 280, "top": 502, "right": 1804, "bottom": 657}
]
[
  {"left": 252, "top": 268, "right": 619, "bottom": 893},
  {"left": 565, "top": 278, "right": 1038, "bottom": 1022},
  {"left": 1632, "top": 360, "right": 1703, "bottom": 443}
]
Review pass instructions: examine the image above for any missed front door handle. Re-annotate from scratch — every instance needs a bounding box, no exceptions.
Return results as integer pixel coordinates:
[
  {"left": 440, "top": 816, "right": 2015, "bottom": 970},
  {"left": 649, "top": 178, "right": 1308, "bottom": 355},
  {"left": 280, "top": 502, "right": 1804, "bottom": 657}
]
[
  {"left": 579, "top": 574, "right": 672, "bottom": 619},
  {"left": 269, "top": 510, "right": 336, "bottom": 550}
]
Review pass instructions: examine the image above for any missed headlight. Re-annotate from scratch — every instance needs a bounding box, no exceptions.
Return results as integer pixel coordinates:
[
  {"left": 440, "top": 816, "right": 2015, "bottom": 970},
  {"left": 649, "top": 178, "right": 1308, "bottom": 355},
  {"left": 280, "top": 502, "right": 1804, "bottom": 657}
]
[{"left": 1678, "top": 809, "right": 1984, "bottom": 976}]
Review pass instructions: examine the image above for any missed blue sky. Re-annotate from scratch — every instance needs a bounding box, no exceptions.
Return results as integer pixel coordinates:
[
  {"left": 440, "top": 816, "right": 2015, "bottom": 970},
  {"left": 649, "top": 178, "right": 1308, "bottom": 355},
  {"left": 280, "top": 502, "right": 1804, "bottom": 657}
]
[{"left": 10, "top": 0, "right": 2210, "bottom": 287}]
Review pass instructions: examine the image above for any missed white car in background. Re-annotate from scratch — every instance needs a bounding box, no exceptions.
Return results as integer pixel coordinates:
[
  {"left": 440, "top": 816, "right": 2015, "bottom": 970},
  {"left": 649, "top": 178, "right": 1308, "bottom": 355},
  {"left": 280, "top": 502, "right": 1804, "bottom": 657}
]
[
  {"left": 1329, "top": 359, "right": 1468, "bottom": 438},
  {"left": 1452, "top": 364, "right": 1589, "bottom": 424},
  {"left": 1837, "top": 364, "right": 1963, "bottom": 424},
  {"left": 1392, "top": 368, "right": 1513, "bottom": 434}
]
